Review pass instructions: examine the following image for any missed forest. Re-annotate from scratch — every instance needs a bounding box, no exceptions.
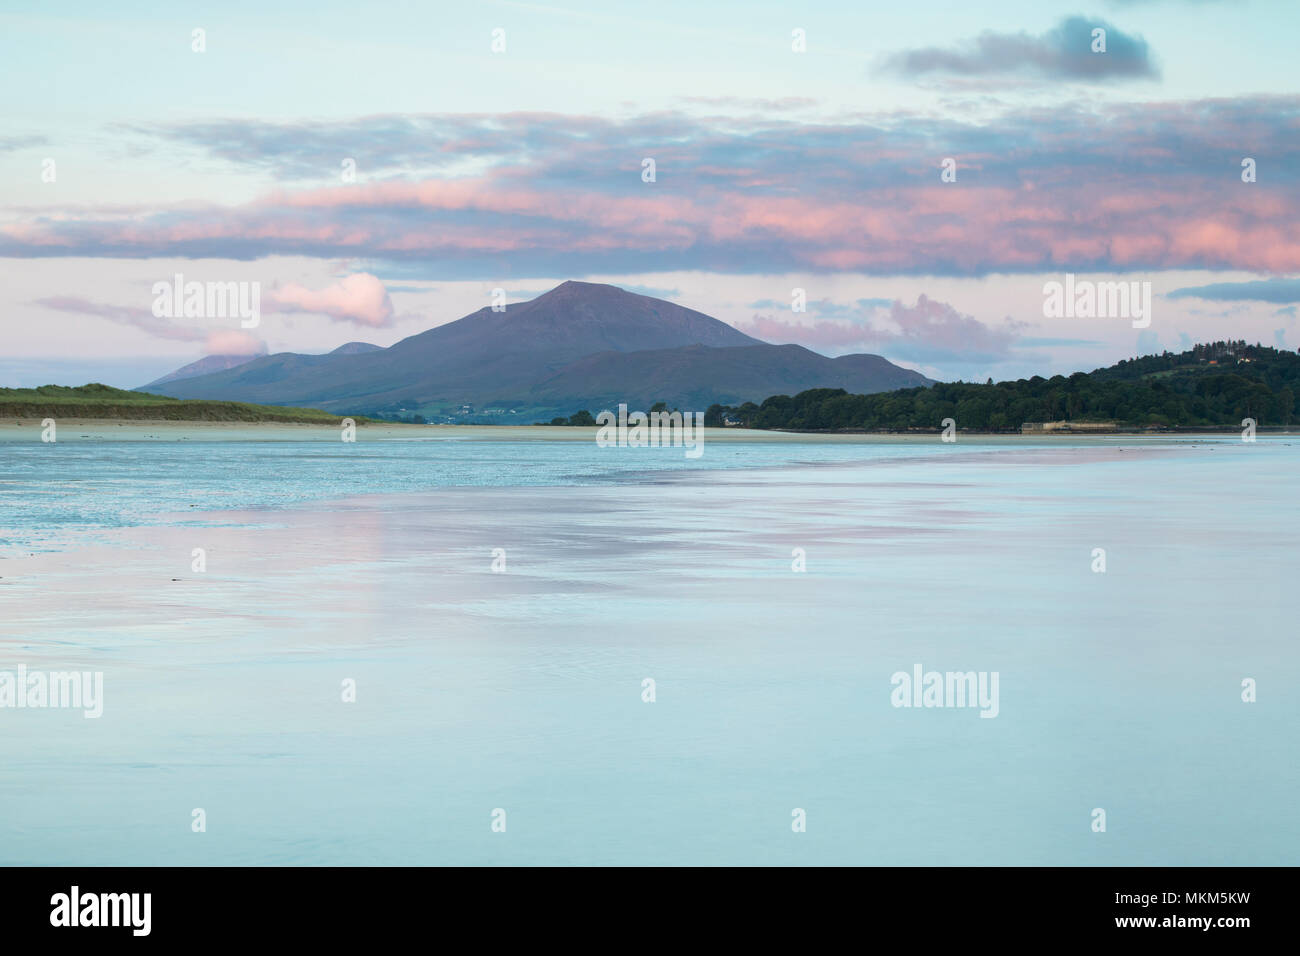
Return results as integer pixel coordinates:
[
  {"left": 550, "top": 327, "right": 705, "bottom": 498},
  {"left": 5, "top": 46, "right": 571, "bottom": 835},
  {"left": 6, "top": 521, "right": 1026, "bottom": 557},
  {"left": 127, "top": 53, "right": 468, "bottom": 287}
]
[{"left": 702, "top": 342, "right": 1298, "bottom": 432}]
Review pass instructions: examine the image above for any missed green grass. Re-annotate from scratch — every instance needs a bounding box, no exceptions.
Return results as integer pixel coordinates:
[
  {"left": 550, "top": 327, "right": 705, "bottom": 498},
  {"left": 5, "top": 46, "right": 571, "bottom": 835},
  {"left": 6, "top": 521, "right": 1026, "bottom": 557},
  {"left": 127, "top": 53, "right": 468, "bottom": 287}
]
[{"left": 0, "top": 384, "right": 368, "bottom": 424}]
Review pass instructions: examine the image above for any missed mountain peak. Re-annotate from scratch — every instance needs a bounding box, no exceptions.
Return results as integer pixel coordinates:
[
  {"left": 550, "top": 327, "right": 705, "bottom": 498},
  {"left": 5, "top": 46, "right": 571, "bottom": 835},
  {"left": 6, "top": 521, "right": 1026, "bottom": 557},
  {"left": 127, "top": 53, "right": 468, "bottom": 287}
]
[
  {"left": 493, "top": 282, "right": 757, "bottom": 349},
  {"left": 537, "top": 279, "right": 625, "bottom": 301},
  {"left": 331, "top": 341, "right": 382, "bottom": 355}
]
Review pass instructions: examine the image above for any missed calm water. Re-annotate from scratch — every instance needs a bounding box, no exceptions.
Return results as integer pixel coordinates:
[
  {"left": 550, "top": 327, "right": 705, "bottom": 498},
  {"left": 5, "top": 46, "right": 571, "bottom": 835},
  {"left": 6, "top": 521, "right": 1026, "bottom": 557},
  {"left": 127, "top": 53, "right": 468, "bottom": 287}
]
[
  {"left": 1, "top": 435, "right": 1297, "bottom": 865},
  {"left": 1, "top": 436, "right": 1028, "bottom": 556}
]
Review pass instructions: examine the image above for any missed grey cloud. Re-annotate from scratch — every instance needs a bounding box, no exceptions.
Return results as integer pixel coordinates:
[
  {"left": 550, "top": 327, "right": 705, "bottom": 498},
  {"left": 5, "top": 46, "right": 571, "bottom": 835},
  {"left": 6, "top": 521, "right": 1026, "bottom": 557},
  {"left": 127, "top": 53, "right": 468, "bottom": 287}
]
[
  {"left": 1168, "top": 278, "right": 1300, "bottom": 303},
  {"left": 882, "top": 16, "right": 1158, "bottom": 82}
]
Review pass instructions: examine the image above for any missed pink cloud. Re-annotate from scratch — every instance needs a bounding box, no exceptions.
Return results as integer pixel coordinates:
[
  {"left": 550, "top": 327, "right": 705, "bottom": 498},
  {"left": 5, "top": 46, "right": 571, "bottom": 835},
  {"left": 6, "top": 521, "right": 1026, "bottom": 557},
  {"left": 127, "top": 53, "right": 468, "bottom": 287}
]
[
  {"left": 204, "top": 330, "right": 266, "bottom": 356},
  {"left": 7, "top": 100, "right": 1300, "bottom": 276},
  {"left": 741, "top": 313, "right": 882, "bottom": 350},
  {"left": 741, "top": 295, "right": 1023, "bottom": 362},
  {"left": 265, "top": 273, "right": 394, "bottom": 327},
  {"left": 8, "top": 175, "right": 1299, "bottom": 274}
]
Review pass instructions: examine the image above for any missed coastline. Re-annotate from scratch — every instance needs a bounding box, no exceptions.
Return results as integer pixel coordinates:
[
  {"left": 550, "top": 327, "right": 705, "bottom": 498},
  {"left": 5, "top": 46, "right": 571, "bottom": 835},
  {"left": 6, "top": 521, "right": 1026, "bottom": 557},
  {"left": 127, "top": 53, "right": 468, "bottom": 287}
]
[{"left": 0, "top": 419, "right": 1284, "bottom": 443}]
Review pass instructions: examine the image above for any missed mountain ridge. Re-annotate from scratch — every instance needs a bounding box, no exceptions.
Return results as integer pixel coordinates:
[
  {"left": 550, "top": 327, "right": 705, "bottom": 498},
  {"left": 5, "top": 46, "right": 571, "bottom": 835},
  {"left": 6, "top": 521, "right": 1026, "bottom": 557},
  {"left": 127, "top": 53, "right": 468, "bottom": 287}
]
[{"left": 142, "top": 281, "right": 929, "bottom": 420}]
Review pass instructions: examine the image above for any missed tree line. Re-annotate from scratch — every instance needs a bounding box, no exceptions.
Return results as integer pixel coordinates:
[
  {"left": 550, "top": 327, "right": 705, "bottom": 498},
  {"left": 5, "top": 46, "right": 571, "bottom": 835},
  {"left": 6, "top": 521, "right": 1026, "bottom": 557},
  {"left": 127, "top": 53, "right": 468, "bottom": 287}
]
[{"left": 703, "top": 342, "right": 1299, "bottom": 432}]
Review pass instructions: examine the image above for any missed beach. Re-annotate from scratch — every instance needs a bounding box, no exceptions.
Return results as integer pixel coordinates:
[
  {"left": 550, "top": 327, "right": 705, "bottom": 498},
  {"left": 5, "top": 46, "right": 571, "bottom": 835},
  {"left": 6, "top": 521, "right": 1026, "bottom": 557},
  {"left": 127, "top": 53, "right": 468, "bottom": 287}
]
[{"left": 2, "top": 435, "right": 1296, "bottom": 864}]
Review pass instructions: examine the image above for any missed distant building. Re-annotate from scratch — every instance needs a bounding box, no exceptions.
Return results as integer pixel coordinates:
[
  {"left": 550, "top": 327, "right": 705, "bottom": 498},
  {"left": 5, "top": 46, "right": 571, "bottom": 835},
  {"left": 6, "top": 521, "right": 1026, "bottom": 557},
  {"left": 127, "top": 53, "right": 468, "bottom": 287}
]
[{"left": 1021, "top": 421, "right": 1118, "bottom": 434}]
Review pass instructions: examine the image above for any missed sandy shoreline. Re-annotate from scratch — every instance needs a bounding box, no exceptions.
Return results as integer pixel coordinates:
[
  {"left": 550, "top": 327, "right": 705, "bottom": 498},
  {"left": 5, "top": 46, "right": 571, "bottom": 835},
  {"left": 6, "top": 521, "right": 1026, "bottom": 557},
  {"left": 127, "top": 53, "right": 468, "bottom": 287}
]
[{"left": 0, "top": 419, "right": 1281, "bottom": 443}]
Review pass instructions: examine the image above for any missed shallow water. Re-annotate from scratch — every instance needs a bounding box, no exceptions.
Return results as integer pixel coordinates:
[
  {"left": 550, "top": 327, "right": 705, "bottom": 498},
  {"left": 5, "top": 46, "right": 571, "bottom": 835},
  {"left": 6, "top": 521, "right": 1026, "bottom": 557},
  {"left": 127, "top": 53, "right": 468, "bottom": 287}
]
[
  {"left": 1, "top": 434, "right": 1049, "bottom": 556},
  {"left": 1, "top": 436, "right": 1296, "bottom": 864}
]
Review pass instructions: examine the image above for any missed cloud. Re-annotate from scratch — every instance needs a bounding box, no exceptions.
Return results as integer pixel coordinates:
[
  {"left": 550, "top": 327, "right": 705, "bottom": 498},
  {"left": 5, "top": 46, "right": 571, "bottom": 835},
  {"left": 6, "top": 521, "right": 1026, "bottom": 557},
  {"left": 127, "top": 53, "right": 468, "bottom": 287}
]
[
  {"left": 203, "top": 330, "right": 266, "bottom": 356},
  {"left": 1168, "top": 277, "right": 1300, "bottom": 303},
  {"left": 1015, "top": 337, "right": 1103, "bottom": 347},
  {"left": 0, "top": 134, "right": 48, "bottom": 153},
  {"left": 742, "top": 313, "right": 886, "bottom": 351},
  {"left": 742, "top": 295, "right": 1023, "bottom": 362},
  {"left": 881, "top": 16, "right": 1158, "bottom": 82},
  {"left": 265, "top": 273, "right": 394, "bottom": 326},
  {"left": 35, "top": 296, "right": 206, "bottom": 342},
  {"left": 33, "top": 296, "right": 267, "bottom": 356},
  {"left": 7, "top": 98, "right": 1300, "bottom": 278},
  {"left": 749, "top": 297, "right": 893, "bottom": 317},
  {"left": 867, "top": 296, "right": 1026, "bottom": 362}
]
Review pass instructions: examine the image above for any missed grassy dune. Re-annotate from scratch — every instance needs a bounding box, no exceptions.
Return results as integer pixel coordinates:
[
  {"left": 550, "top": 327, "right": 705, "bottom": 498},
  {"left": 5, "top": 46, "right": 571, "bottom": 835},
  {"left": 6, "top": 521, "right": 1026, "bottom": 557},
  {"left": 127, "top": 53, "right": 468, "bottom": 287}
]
[{"left": 0, "top": 384, "right": 364, "bottom": 424}]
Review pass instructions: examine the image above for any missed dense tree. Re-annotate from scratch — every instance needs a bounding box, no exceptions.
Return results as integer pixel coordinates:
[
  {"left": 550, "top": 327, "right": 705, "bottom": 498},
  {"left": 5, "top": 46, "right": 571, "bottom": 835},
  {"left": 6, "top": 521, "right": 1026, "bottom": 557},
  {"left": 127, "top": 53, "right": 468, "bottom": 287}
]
[
  {"left": 546, "top": 410, "right": 597, "bottom": 426},
  {"left": 708, "top": 343, "right": 1300, "bottom": 432}
]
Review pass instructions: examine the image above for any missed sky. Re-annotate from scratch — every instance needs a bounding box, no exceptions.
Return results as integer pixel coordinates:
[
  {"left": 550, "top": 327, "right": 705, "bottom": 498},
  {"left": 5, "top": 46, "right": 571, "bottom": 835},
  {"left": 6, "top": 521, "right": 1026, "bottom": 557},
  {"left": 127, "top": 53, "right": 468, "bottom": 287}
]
[{"left": 2, "top": 0, "right": 1298, "bottom": 387}]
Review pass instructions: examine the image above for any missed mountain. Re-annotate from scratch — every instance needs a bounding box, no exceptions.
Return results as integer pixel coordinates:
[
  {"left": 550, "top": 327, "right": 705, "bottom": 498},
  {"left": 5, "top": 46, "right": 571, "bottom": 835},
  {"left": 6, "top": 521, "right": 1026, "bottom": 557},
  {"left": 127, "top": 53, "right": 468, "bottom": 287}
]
[
  {"left": 144, "top": 353, "right": 263, "bottom": 388},
  {"left": 330, "top": 341, "right": 381, "bottom": 355},
  {"left": 531, "top": 343, "right": 929, "bottom": 410},
  {"left": 143, "top": 281, "right": 929, "bottom": 419}
]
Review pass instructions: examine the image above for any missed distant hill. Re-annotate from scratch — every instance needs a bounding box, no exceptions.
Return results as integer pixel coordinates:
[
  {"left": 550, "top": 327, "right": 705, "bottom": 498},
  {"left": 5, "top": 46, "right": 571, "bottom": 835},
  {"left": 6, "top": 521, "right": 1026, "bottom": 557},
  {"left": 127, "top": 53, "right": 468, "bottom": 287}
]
[
  {"left": 713, "top": 341, "right": 1299, "bottom": 432},
  {"left": 0, "top": 383, "right": 365, "bottom": 424},
  {"left": 145, "top": 342, "right": 382, "bottom": 388},
  {"left": 144, "top": 353, "right": 262, "bottom": 388},
  {"left": 142, "top": 281, "right": 929, "bottom": 420}
]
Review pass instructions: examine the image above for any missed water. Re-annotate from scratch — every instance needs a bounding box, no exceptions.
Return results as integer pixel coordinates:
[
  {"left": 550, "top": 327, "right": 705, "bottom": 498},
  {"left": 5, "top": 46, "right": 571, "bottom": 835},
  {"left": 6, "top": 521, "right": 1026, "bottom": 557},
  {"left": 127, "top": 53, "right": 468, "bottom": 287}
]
[
  {"left": 1, "top": 435, "right": 1296, "bottom": 865},
  {"left": 1, "top": 435, "right": 1017, "bottom": 556}
]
